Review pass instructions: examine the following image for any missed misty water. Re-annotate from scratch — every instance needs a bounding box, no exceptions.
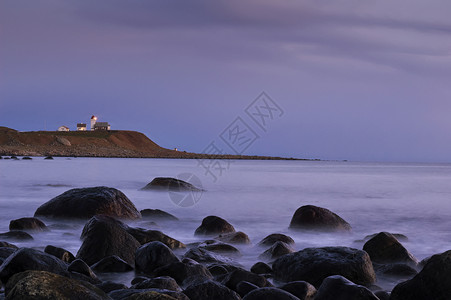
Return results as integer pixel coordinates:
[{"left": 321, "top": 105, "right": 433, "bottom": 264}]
[{"left": 1, "top": 157, "right": 451, "bottom": 291}]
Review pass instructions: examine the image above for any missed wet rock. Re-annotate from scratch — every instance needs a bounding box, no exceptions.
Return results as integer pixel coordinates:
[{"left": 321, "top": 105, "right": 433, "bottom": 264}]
[
  {"left": 272, "top": 247, "right": 376, "bottom": 287},
  {"left": 373, "top": 263, "right": 418, "bottom": 277},
  {"left": 0, "top": 241, "right": 18, "bottom": 249},
  {"left": 96, "top": 281, "right": 128, "bottom": 293},
  {"left": 243, "top": 287, "right": 300, "bottom": 300},
  {"left": 135, "top": 241, "right": 180, "bottom": 274},
  {"left": 390, "top": 249, "right": 451, "bottom": 300},
  {"left": 44, "top": 156, "right": 54, "bottom": 160},
  {"left": 5, "top": 270, "right": 109, "bottom": 300},
  {"left": 126, "top": 227, "right": 185, "bottom": 249},
  {"left": 22, "top": 156, "right": 32, "bottom": 160},
  {"left": 223, "top": 268, "right": 270, "bottom": 291},
  {"left": 236, "top": 281, "right": 259, "bottom": 297},
  {"left": 315, "top": 275, "right": 379, "bottom": 300},
  {"left": 215, "top": 231, "right": 251, "bottom": 245},
  {"left": 109, "top": 289, "right": 187, "bottom": 300},
  {"left": 184, "top": 279, "right": 241, "bottom": 300},
  {"left": 9, "top": 217, "right": 48, "bottom": 231},
  {"left": 141, "top": 177, "right": 201, "bottom": 191},
  {"left": 91, "top": 255, "right": 134, "bottom": 272},
  {"left": 0, "top": 248, "right": 69, "bottom": 284},
  {"left": 10, "top": 156, "right": 19, "bottom": 160},
  {"left": 199, "top": 240, "right": 241, "bottom": 255},
  {"left": 34, "top": 186, "right": 141, "bottom": 219},
  {"left": 194, "top": 216, "right": 235, "bottom": 236},
  {"left": 153, "top": 261, "right": 213, "bottom": 285},
  {"left": 258, "top": 233, "right": 295, "bottom": 247},
  {"left": 363, "top": 232, "right": 418, "bottom": 266},
  {"left": 289, "top": 205, "right": 351, "bottom": 231},
  {"left": 251, "top": 262, "right": 272, "bottom": 275},
  {"left": 132, "top": 276, "right": 181, "bottom": 291},
  {"left": 77, "top": 215, "right": 141, "bottom": 266},
  {"left": 364, "top": 232, "right": 408, "bottom": 242},
  {"left": 140, "top": 209, "right": 179, "bottom": 221},
  {"left": 208, "top": 263, "right": 240, "bottom": 277},
  {"left": 280, "top": 281, "right": 316, "bottom": 300},
  {"left": 184, "top": 247, "right": 235, "bottom": 265},
  {"left": 68, "top": 259, "right": 99, "bottom": 281},
  {"left": 0, "top": 230, "right": 33, "bottom": 241},
  {"left": 259, "top": 241, "right": 294, "bottom": 260},
  {"left": 44, "top": 245, "right": 75, "bottom": 263}
]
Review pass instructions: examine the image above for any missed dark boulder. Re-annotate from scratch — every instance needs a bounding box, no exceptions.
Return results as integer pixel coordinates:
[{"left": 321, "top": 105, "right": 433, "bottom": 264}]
[
  {"left": 91, "top": 255, "right": 134, "bottom": 272},
  {"left": 5, "top": 270, "right": 109, "bottom": 300},
  {"left": 77, "top": 215, "right": 141, "bottom": 266},
  {"left": 364, "top": 232, "right": 408, "bottom": 242},
  {"left": 280, "top": 281, "right": 316, "bottom": 300},
  {"left": 199, "top": 240, "right": 241, "bottom": 255},
  {"left": 242, "top": 287, "right": 300, "bottom": 300},
  {"left": 223, "top": 268, "right": 270, "bottom": 291},
  {"left": 141, "top": 177, "right": 201, "bottom": 191},
  {"left": 34, "top": 186, "right": 141, "bottom": 219},
  {"left": 153, "top": 261, "right": 213, "bottom": 285},
  {"left": 126, "top": 227, "right": 185, "bottom": 249},
  {"left": 9, "top": 217, "right": 48, "bottom": 231},
  {"left": 363, "top": 232, "right": 418, "bottom": 266},
  {"left": 22, "top": 156, "right": 32, "bottom": 160},
  {"left": 215, "top": 231, "right": 251, "bottom": 244},
  {"left": 289, "top": 205, "right": 351, "bottom": 231},
  {"left": 194, "top": 216, "right": 235, "bottom": 236},
  {"left": 135, "top": 241, "right": 180, "bottom": 274},
  {"left": 0, "top": 248, "right": 68, "bottom": 284},
  {"left": 132, "top": 276, "right": 181, "bottom": 291},
  {"left": 44, "top": 156, "right": 54, "bottom": 160},
  {"left": 236, "top": 281, "right": 259, "bottom": 297},
  {"left": 390, "top": 249, "right": 451, "bottom": 300},
  {"left": 44, "top": 245, "right": 75, "bottom": 263},
  {"left": 272, "top": 247, "right": 376, "bottom": 287},
  {"left": 315, "top": 275, "right": 379, "bottom": 300},
  {"left": 184, "top": 280, "right": 241, "bottom": 300},
  {"left": 96, "top": 281, "right": 128, "bottom": 293},
  {"left": 259, "top": 241, "right": 294, "bottom": 260},
  {"left": 140, "top": 209, "right": 179, "bottom": 221},
  {"left": 184, "top": 247, "right": 235, "bottom": 265},
  {"left": 251, "top": 262, "right": 272, "bottom": 275},
  {"left": 68, "top": 259, "right": 99, "bottom": 282},
  {"left": 258, "top": 233, "right": 295, "bottom": 247},
  {"left": 208, "top": 263, "right": 240, "bottom": 277},
  {"left": 0, "top": 230, "right": 33, "bottom": 241}
]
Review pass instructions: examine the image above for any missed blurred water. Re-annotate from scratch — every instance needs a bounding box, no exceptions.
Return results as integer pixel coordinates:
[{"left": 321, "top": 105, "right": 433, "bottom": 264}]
[{"left": 1, "top": 157, "right": 451, "bottom": 290}]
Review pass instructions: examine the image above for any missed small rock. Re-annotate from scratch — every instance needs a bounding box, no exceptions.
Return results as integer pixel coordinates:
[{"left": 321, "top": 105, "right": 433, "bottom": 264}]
[
  {"left": 91, "top": 255, "right": 134, "bottom": 272},
  {"left": 135, "top": 241, "right": 180, "bottom": 274},
  {"left": 258, "top": 233, "right": 295, "bottom": 247},
  {"left": 141, "top": 177, "right": 201, "bottom": 191},
  {"left": 315, "top": 275, "right": 379, "bottom": 300},
  {"left": 153, "top": 261, "right": 213, "bottom": 285},
  {"left": 236, "top": 281, "right": 259, "bottom": 297},
  {"left": 140, "top": 209, "right": 179, "bottom": 221},
  {"left": 45, "top": 245, "right": 76, "bottom": 263},
  {"left": 195, "top": 216, "right": 235, "bottom": 236},
  {"left": 68, "top": 259, "right": 98, "bottom": 281},
  {"left": 223, "top": 268, "right": 270, "bottom": 291},
  {"left": 250, "top": 262, "right": 272, "bottom": 275},
  {"left": 126, "top": 227, "right": 185, "bottom": 249},
  {"left": 0, "top": 230, "right": 33, "bottom": 241},
  {"left": 44, "top": 156, "right": 54, "bottom": 160},
  {"left": 22, "top": 156, "right": 32, "bottom": 160},
  {"left": 259, "top": 241, "right": 294, "bottom": 260},
  {"left": 280, "top": 281, "right": 317, "bottom": 300},
  {"left": 289, "top": 205, "right": 351, "bottom": 231},
  {"left": 9, "top": 217, "right": 48, "bottom": 231},
  {"left": 184, "top": 247, "right": 235, "bottom": 265},
  {"left": 215, "top": 231, "right": 251, "bottom": 244}
]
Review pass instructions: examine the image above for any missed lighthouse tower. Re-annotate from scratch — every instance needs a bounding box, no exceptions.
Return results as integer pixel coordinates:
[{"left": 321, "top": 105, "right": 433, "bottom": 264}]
[{"left": 90, "top": 115, "right": 97, "bottom": 131}]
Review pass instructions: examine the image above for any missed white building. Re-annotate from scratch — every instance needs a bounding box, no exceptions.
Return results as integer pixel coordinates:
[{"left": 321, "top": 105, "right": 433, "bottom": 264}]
[
  {"left": 58, "top": 126, "right": 70, "bottom": 132},
  {"left": 77, "top": 123, "right": 87, "bottom": 131},
  {"left": 90, "top": 115, "right": 97, "bottom": 131},
  {"left": 93, "top": 122, "right": 111, "bottom": 131}
]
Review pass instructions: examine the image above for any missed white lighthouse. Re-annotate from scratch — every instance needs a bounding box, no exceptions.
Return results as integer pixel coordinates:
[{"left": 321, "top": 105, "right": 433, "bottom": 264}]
[{"left": 90, "top": 115, "right": 97, "bottom": 131}]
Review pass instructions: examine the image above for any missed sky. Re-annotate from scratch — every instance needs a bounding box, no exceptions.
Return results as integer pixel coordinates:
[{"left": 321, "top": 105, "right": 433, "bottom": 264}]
[{"left": 1, "top": 1, "right": 451, "bottom": 162}]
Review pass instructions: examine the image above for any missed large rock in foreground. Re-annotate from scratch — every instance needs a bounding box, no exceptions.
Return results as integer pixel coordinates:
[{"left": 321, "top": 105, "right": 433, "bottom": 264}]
[
  {"left": 5, "top": 270, "right": 109, "bottom": 300},
  {"left": 34, "top": 186, "right": 141, "bottom": 219},
  {"left": 272, "top": 247, "right": 376, "bottom": 287},
  {"left": 390, "top": 250, "right": 451, "bottom": 300},
  {"left": 289, "top": 205, "right": 351, "bottom": 232}
]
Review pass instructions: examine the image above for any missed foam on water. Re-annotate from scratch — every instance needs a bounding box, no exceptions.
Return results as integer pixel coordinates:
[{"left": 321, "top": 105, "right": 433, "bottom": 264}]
[{"left": 1, "top": 157, "right": 451, "bottom": 290}]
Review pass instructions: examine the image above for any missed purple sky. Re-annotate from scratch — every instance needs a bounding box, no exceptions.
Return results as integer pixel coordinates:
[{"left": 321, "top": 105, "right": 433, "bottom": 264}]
[{"left": 1, "top": 1, "right": 451, "bottom": 162}]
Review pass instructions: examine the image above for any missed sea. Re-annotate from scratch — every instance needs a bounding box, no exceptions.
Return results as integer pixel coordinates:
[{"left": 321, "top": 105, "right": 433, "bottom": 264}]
[{"left": 1, "top": 157, "right": 451, "bottom": 290}]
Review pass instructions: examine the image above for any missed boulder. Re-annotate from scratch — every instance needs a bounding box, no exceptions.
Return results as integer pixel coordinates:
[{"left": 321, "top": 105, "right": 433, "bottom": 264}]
[
  {"left": 0, "top": 230, "right": 33, "bottom": 241},
  {"left": 91, "top": 255, "right": 134, "bottom": 272},
  {"left": 215, "top": 231, "right": 251, "bottom": 245},
  {"left": 364, "top": 232, "right": 408, "bottom": 242},
  {"left": 126, "top": 227, "right": 185, "bottom": 249},
  {"left": 141, "top": 177, "right": 201, "bottom": 191},
  {"left": 68, "top": 259, "right": 98, "bottom": 281},
  {"left": 315, "top": 275, "right": 379, "bottom": 300},
  {"left": 56, "top": 136, "right": 71, "bottom": 146},
  {"left": 76, "top": 215, "right": 141, "bottom": 266},
  {"left": 44, "top": 156, "right": 54, "bottom": 160},
  {"left": 259, "top": 241, "right": 294, "bottom": 260},
  {"left": 289, "top": 205, "right": 351, "bottom": 231},
  {"left": 195, "top": 216, "right": 235, "bottom": 236},
  {"left": 140, "top": 209, "right": 179, "bottom": 221},
  {"left": 184, "top": 247, "right": 235, "bottom": 265},
  {"left": 153, "top": 261, "right": 213, "bottom": 285},
  {"left": 0, "top": 248, "right": 68, "bottom": 284},
  {"left": 363, "top": 232, "right": 418, "bottom": 266},
  {"left": 135, "top": 241, "right": 180, "bottom": 274},
  {"left": 390, "top": 250, "right": 451, "bottom": 300},
  {"left": 22, "top": 156, "right": 32, "bottom": 160},
  {"left": 258, "top": 233, "right": 295, "bottom": 247},
  {"left": 280, "top": 281, "right": 316, "bottom": 300},
  {"left": 199, "top": 240, "right": 241, "bottom": 255},
  {"left": 223, "top": 268, "right": 270, "bottom": 291},
  {"left": 184, "top": 280, "right": 241, "bottom": 300},
  {"left": 272, "top": 247, "right": 376, "bottom": 287},
  {"left": 250, "top": 262, "right": 272, "bottom": 275},
  {"left": 236, "top": 281, "right": 259, "bottom": 297},
  {"left": 9, "top": 217, "right": 47, "bottom": 231},
  {"left": 44, "top": 245, "right": 75, "bottom": 263},
  {"left": 242, "top": 287, "right": 300, "bottom": 300},
  {"left": 34, "top": 186, "right": 141, "bottom": 219},
  {"left": 5, "top": 270, "right": 109, "bottom": 300},
  {"left": 131, "top": 276, "right": 181, "bottom": 291}
]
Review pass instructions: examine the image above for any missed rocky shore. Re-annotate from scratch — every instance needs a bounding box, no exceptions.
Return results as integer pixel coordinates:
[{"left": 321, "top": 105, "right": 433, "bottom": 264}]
[
  {"left": 0, "top": 184, "right": 447, "bottom": 299},
  {"left": 0, "top": 127, "right": 300, "bottom": 160}
]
